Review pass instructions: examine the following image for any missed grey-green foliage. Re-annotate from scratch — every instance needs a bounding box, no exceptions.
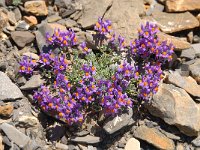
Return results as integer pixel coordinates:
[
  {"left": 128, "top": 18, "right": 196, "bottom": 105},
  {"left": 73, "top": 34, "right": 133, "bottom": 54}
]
[{"left": 12, "top": 0, "right": 21, "bottom": 6}]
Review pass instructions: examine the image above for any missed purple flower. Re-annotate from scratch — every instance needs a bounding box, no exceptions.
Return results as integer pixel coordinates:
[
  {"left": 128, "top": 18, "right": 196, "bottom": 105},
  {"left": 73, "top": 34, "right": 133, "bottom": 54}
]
[
  {"left": 19, "top": 56, "right": 37, "bottom": 75},
  {"left": 80, "top": 42, "right": 91, "bottom": 54}
]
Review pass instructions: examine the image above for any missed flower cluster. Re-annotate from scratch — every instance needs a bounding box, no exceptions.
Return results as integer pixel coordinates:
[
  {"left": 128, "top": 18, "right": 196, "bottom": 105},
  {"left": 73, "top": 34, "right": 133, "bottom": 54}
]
[
  {"left": 97, "top": 62, "right": 134, "bottom": 115},
  {"left": 94, "top": 17, "right": 112, "bottom": 35},
  {"left": 46, "top": 29, "right": 77, "bottom": 47},
  {"left": 130, "top": 22, "right": 174, "bottom": 100},
  {"left": 19, "top": 18, "right": 174, "bottom": 126},
  {"left": 19, "top": 56, "right": 37, "bottom": 75}
]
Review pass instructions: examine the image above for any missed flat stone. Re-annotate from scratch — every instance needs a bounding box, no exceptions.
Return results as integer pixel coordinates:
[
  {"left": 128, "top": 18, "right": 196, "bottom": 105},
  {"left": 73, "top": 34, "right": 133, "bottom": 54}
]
[
  {"left": 168, "top": 71, "right": 200, "bottom": 98},
  {"left": 192, "top": 135, "right": 200, "bottom": 147},
  {"left": 17, "top": 115, "right": 39, "bottom": 127},
  {"left": 166, "top": 0, "right": 200, "bottom": 12},
  {"left": 147, "top": 83, "right": 200, "bottom": 136},
  {"left": 132, "top": 125, "right": 175, "bottom": 150},
  {"left": 192, "top": 43, "right": 200, "bottom": 58},
  {"left": 47, "top": 15, "right": 62, "bottom": 23},
  {"left": 0, "top": 10, "right": 8, "bottom": 33},
  {"left": 77, "top": 0, "right": 113, "bottom": 29},
  {"left": 148, "top": 11, "right": 199, "bottom": 33},
  {"left": 0, "top": 71, "right": 23, "bottom": 101},
  {"left": 23, "top": 16, "right": 38, "bottom": 27},
  {"left": 24, "top": 1, "right": 48, "bottom": 16},
  {"left": 11, "top": 31, "right": 35, "bottom": 47},
  {"left": 125, "top": 138, "right": 140, "bottom": 150},
  {"left": 13, "top": 8, "right": 21, "bottom": 22},
  {"left": 103, "top": 108, "right": 134, "bottom": 134},
  {"left": 0, "top": 103, "right": 13, "bottom": 117},
  {"left": 65, "top": 18, "right": 77, "bottom": 28},
  {"left": 70, "top": 135, "right": 101, "bottom": 144},
  {"left": 0, "top": 123, "right": 30, "bottom": 148},
  {"left": 180, "top": 48, "right": 195, "bottom": 60},
  {"left": 189, "top": 59, "right": 200, "bottom": 84},
  {"left": 20, "top": 74, "right": 44, "bottom": 90},
  {"left": 157, "top": 32, "right": 191, "bottom": 51},
  {"left": 104, "top": 0, "right": 143, "bottom": 45},
  {"left": 8, "top": 11, "right": 17, "bottom": 25},
  {"left": 15, "top": 21, "right": 30, "bottom": 31},
  {"left": 56, "top": 143, "right": 69, "bottom": 150}
]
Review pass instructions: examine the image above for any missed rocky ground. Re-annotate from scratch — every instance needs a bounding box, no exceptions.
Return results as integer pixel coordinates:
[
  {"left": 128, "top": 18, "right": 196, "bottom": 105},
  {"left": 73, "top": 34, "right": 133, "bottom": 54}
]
[{"left": 0, "top": 0, "right": 200, "bottom": 150}]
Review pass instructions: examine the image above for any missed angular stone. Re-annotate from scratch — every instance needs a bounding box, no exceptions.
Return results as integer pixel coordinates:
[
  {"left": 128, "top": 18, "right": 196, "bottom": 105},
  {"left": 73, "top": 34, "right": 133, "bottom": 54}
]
[
  {"left": 192, "top": 43, "right": 200, "bottom": 58},
  {"left": 17, "top": 115, "right": 39, "bottom": 127},
  {"left": 0, "top": 123, "right": 30, "bottom": 148},
  {"left": 24, "top": 1, "right": 48, "bottom": 16},
  {"left": 157, "top": 32, "right": 191, "bottom": 51},
  {"left": 0, "top": 135, "right": 3, "bottom": 150},
  {"left": 15, "top": 21, "right": 30, "bottom": 31},
  {"left": 13, "top": 8, "right": 21, "bottom": 22},
  {"left": 147, "top": 83, "right": 200, "bottom": 136},
  {"left": 189, "top": 59, "right": 200, "bottom": 84},
  {"left": 70, "top": 135, "right": 101, "bottom": 144},
  {"left": 0, "top": 103, "right": 13, "bottom": 117},
  {"left": 150, "top": 12, "right": 199, "bottom": 33},
  {"left": 125, "top": 138, "right": 140, "bottom": 150},
  {"left": 167, "top": 71, "right": 200, "bottom": 98},
  {"left": 47, "top": 15, "right": 62, "bottom": 23},
  {"left": 11, "top": 31, "right": 35, "bottom": 48},
  {"left": 104, "top": 0, "right": 143, "bottom": 44},
  {"left": 180, "top": 48, "right": 195, "bottom": 60},
  {"left": 0, "top": 10, "right": 8, "bottom": 33},
  {"left": 23, "top": 16, "right": 38, "bottom": 27},
  {"left": 65, "top": 18, "right": 77, "bottom": 28},
  {"left": 20, "top": 74, "right": 44, "bottom": 90},
  {"left": 192, "top": 135, "right": 200, "bottom": 147},
  {"left": 132, "top": 125, "right": 175, "bottom": 150},
  {"left": 8, "top": 11, "right": 17, "bottom": 25},
  {"left": 166, "top": 0, "right": 200, "bottom": 12},
  {"left": 56, "top": 143, "right": 69, "bottom": 150},
  {"left": 77, "top": 0, "right": 113, "bottom": 29},
  {"left": 0, "top": 71, "right": 23, "bottom": 101},
  {"left": 103, "top": 108, "right": 134, "bottom": 134}
]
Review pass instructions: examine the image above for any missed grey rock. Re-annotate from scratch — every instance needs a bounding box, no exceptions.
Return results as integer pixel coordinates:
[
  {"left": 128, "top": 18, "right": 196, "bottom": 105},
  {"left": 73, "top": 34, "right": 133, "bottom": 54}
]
[
  {"left": 70, "top": 135, "right": 101, "bottom": 144},
  {"left": 56, "top": 143, "right": 69, "bottom": 150},
  {"left": 65, "top": 18, "right": 77, "bottom": 28},
  {"left": 2, "top": 135, "right": 11, "bottom": 146},
  {"left": 192, "top": 43, "right": 200, "bottom": 58},
  {"left": 0, "top": 123, "right": 30, "bottom": 148},
  {"left": 13, "top": 8, "right": 22, "bottom": 22},
  {"left": 15, "top": 21, "right": 30, "bottom": 31},
  {"left": 60, "top": 8, "right": 76, "bottom": 18},
  {"left": 11, "top": 31, "right": 35, "bottom": 47},
  {"left": 0, "top": 71, "right": 23, "bottom": 101},
  {"left": 147, "top": 83, "right": 200, "bottom": 136},
  {"left": 47, "top": 15, "right": 62, "bottom": 23},
  {"left": 75, "top": 130, "right": 89, "bottom": 137},
  {"left": 77, "top": 0, "right": 113, "bottom": 29},
  {"left": 103, "top": 108, "right": 134, "bottom": 134},
  {"left": 180, "top": 48, "right": 195, "bottom": 60},
  {"left": 189, "top": 59, "right": 200, "bottom": 84},
  {"left": 20, "top": 74, "right": 44, "bottom": 90},
  {"left": 192, "top": 136, "right": 200, "bottom": 147},
  {"left": 104, "top": 0, "right": 143, "bottom": 44},
  {"left": 0, "top": 0, "right": 5, "bottom": 7},
  {"left": 55, "top": 0, "right": 73, "bottom": 9},
  {"left": 193, "top": 35, "right": 200, "bottom": 43}
]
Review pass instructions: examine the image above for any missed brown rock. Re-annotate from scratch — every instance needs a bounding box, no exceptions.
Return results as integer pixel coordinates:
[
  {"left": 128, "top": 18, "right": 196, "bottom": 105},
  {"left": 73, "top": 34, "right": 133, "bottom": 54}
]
[
  {"left": 77, "top": 0, "right": 113, "bottom": 29},
  {"left": 157, "top": 32, "right": 190, "bottom": 51},
  {"left": 147, "top": 83, "right": 200, "bottom": 136},
  {"left": 0, "top": 135, "right": 3, "bottom": 150},
  {"left": 0, "top": 103, "right": 13, "bottom": 117},
  {"left": 104, "top": 0, "right": 143, "bottom": 45},
  {"left": 166, "top": 0, "right": 200, "bottom": 12},
  {"left": 189, "top": 59, "right": 200, "bottom": 84},
  {"left": 167, "top": 71, "right": 200, "bottom": 98},
  {"left": 147, "top": 12, "right": 199, "bottom": 33},
  {"left": 133, "top": 125, "right": 175, "bottom": 150},
  {"left": 24, "top": 1, "right": 48, "bottom": 16},
  {"left": 23, "top": 16, "right": 38, "bottom": 26},
  {"left": 0, "top": 10, "right": 8, "bottom": 33}
]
